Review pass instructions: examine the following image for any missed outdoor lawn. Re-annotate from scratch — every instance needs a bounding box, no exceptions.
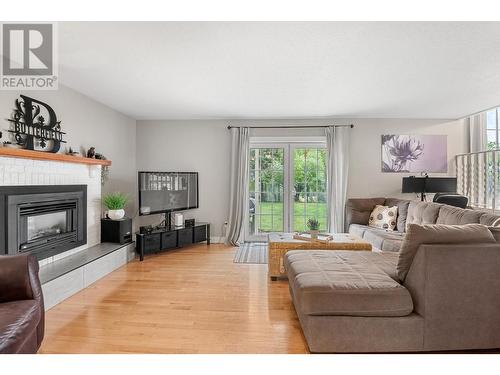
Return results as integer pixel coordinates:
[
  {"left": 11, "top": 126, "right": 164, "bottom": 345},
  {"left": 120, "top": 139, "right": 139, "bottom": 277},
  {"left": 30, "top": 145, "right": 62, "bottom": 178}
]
[{"left": 252, "top": 201, "right": 328, "bottom": 232}]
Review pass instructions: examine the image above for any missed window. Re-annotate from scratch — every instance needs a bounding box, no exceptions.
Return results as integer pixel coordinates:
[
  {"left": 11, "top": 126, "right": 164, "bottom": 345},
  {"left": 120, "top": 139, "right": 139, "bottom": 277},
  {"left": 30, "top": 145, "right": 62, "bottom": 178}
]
[
  {"left": 459, "top": 107, "right": 500, "bottom": 210},
  {"left": 292, "top": 148, "right": 328, "bottom": 232},
  {"left": 487, "top": 108, "right": 500, "bottom": 150}
]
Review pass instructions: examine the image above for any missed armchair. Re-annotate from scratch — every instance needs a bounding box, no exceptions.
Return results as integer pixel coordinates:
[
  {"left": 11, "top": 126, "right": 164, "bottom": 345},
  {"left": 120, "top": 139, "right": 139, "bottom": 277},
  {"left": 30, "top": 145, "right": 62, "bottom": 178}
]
[{"left": 0, "top": 254, "right": 45, "bottom": 354}]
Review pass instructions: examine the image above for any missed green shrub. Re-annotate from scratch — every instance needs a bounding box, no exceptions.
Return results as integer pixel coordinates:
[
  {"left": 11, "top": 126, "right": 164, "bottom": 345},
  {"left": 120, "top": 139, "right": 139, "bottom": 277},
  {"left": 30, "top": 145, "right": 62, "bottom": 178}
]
[{"left": 103, "top": 192, "right": 129, "bottom": 210}]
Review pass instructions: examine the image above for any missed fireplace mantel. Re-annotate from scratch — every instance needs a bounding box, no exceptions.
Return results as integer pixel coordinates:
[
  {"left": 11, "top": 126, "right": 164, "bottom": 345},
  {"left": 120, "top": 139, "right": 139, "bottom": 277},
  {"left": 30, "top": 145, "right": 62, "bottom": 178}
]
[{"left": 0, "top": 147, "right": 112, "bottom": 166}]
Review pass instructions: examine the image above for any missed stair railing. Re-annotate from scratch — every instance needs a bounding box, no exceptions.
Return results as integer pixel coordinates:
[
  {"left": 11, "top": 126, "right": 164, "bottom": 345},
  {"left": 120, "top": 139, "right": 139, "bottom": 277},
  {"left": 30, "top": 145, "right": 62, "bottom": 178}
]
[{"left": 455, "top": 149, "right": 500, "bottom": 211}]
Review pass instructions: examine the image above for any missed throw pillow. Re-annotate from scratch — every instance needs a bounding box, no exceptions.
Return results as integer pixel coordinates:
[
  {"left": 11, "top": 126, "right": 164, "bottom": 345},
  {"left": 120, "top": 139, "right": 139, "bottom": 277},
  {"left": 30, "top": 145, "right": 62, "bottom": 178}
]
[
  {"left": 397, "top": 223, "right": 496, "bottom": 281},
  {"left": 368, "top": 205, "right": 398, "bottom": 230},
  {"left": 384, "top": 198, "right": 410, "bottom": 232},
  {"left": 488, "top": 226, "right": 500, "bottom": 242}
]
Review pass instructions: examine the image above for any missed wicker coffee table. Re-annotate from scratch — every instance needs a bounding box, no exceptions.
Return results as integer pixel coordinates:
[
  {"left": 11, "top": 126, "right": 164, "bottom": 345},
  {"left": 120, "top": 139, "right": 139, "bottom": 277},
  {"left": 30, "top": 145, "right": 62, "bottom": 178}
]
[{"left": 267, "top": 232, "right": 372, "bottom": 280}]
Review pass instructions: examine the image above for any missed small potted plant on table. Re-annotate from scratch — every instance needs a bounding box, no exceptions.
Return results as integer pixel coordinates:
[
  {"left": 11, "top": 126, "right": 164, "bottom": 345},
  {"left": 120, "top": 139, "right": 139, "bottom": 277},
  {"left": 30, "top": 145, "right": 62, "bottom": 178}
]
[
  {"left": 307, "top": 218, "right": 320, "bottom": 239},
  {"left": 103, "top": 192, "right": 129, "bottom": 220}
]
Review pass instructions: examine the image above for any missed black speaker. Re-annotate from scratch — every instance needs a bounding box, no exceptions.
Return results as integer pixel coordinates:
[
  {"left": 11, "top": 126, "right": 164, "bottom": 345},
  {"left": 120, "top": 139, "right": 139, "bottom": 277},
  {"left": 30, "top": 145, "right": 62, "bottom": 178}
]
[
  {"left": 185, "top": 219, "right": 195, "bottom": 227},
  {"left": 101, "top": 218, "right": 132, "bottom": 244}
]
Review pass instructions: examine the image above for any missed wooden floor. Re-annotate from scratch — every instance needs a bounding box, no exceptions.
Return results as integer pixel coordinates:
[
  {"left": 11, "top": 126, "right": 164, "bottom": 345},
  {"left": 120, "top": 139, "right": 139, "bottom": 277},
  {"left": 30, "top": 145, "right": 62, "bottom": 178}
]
[{"left": 39, "top": 243, "right": 309, "bottom": 354}]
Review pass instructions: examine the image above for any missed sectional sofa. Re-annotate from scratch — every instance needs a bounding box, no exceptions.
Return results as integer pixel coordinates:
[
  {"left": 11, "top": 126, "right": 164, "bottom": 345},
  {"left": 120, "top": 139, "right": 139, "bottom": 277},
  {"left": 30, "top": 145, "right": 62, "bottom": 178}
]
[
  {"left": 346, "top": 198, "right": 500, "bottom": 251},
  {"left": 285, "top": 198, "right": 500, "bottom": 353}
]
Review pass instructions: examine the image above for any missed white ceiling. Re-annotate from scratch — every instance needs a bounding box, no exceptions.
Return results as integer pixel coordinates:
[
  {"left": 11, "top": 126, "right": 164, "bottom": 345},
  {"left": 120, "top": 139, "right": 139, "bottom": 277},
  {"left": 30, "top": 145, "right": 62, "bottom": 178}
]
[{"left": 58, "top": 22, "right": 500, "bottom": 120}]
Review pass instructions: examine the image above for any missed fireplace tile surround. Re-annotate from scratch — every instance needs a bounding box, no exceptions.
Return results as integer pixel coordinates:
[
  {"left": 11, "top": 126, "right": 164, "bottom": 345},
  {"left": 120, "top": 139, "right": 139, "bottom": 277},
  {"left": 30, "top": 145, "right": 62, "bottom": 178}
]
[
  {"left": 0, "top": 156, "right": 102, "bottom": 266},
  {"left": 0, "top": 153, "right": 136, "bottom": 310}
]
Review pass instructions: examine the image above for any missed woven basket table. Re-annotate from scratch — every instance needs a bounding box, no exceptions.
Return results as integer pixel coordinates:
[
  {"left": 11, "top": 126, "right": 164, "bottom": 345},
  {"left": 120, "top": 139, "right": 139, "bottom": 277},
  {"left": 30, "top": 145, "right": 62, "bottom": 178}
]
[{"left": 267, "top": 232, "right": 372, "bottom": 280}]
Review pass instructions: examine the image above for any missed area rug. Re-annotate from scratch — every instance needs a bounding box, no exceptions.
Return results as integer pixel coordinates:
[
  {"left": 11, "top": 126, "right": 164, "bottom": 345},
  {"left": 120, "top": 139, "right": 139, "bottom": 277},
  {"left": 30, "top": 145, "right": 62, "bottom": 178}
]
[{"left": 233, "top": 242, "right": 268, "bottom": 264}]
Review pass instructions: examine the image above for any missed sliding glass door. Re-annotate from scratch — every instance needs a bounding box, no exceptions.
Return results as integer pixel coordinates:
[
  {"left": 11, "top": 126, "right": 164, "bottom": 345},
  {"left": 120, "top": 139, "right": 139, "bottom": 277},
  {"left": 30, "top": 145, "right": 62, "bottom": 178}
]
[
  {"left": 246, "top": 141, "right": 327, "bottom": 241},
  {"left": 247, "top": 145, "right": 287, "bottom": 241},
  {"left": 290, "top": 145, "right": 328, "bottom": 233}
]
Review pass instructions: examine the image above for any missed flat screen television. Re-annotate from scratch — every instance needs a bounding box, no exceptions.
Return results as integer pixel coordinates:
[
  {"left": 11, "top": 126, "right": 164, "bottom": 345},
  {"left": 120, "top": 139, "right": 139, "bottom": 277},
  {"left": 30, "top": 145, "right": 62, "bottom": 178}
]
[{"left": 138, "top": 171, "right": 199, "bottom": 215}]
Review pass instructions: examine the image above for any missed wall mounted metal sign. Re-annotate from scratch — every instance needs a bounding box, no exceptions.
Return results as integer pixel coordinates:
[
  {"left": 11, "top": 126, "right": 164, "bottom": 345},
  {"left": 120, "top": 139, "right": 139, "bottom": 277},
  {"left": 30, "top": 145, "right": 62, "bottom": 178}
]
[{"left": 7, "top": 95, "right": 66, "bottom": 153}]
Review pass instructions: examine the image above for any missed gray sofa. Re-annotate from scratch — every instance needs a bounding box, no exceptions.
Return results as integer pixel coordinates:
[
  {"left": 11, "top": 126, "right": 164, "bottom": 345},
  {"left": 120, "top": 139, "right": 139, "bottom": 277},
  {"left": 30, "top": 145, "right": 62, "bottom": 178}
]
[
  {"left": 346, "top": 197, "right": 500, "bottom": 251},
  {"left": 285, "top": 199, "right": 500, "bottom": 353}
]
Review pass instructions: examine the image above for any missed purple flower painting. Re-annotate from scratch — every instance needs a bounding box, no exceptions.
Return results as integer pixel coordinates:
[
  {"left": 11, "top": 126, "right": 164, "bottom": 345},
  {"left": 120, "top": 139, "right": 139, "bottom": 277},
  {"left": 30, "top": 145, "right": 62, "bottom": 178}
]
[{"left": 381, "top": 135, "right": 447, "bottom": 173}]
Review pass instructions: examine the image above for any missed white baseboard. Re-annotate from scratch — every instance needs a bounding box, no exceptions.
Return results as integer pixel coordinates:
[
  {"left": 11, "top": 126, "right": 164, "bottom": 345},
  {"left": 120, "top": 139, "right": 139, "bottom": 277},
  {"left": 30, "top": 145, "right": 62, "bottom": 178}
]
[{"left": 210, "top": 236, "right": 225, "bottom": 244}]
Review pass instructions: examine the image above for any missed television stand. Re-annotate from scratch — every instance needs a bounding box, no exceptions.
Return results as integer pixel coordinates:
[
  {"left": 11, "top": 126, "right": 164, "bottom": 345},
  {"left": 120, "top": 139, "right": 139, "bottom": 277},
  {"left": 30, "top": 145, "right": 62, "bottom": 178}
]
[
  {"left": 158, "top": 211, "right": 172, "bottom": 230},
  {"left": 135, "top": 222, "right": 210, "bottom": 261}
]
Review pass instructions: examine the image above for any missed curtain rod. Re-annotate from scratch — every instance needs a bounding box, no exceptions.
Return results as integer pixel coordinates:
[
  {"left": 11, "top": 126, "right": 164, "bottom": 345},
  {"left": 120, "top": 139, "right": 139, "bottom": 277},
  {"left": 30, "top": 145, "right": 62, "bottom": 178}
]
[{"left": 227, "top": 124, "right": 354, "bottom": 130}]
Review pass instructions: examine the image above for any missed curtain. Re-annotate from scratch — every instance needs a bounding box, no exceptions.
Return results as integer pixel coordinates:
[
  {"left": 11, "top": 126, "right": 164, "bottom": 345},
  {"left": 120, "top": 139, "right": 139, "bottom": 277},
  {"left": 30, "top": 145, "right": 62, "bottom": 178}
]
[
  {"left": 467, "top": 113, "right": 487, "bottom": 153},
  {"left": 326, "top": 126, "right": 351, "bottom": 233},
  {"left": 226, "top": 127, "right": 250, "bottom": 246}
]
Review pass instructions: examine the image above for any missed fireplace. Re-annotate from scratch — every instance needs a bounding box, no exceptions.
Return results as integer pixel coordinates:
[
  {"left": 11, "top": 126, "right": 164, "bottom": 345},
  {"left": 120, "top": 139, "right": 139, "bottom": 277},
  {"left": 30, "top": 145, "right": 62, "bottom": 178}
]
[{"left": 0, "top": 185, "right": 87, "bottom": 260}]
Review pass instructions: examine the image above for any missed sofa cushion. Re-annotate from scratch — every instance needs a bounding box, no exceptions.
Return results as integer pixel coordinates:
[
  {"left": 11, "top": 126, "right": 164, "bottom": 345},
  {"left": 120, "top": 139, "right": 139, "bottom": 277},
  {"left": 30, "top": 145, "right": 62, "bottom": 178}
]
[
  {"left": 349, "top": 223, "right": 369, "bottom": 238},
  {"left": 381, "top": 238, "right": 404, "bottom": 253},
  {"left": 345, "top": 198, "right": 386, "bottom": 227},
  {"left": 367, "top": 227, "right": 405, "bottom": 239},
  {"left": 350, "top": 224, "right": 404, "bottom": 252},
  {"left": 363, "top": 229, "right": 401, "bottom": 248},
  {"left": 385, "top": 198, "right": 411, "bottom": 232},
  {"left": 359, "top": 251, "right": 400, "bottom": 281},
  {"left": 369, "top": 205, "right": 398, "bottom": 230},
  {"left": 397, "top": 223, "right": 497, "bottom": 281},
  {"left": 362, "top": 230, "right": 385, "bottom": 249},
  {"left": 406, "top": 201, "right": 441, "bottom": 227},
  {"left": 480, "top": 213, "right": 500, "bottom": 226},
  {"left": 285, "top": 250, "right": 414, "bottom": 317},
  {"left": 0, "top": 300, "right": 40, "bottom": 354},
  {"left": 360, "top": 227, "right": 404, "bottom": 252},
  {"left": 489, "top": 226, "right": 500, "bottom": 242},
  {"left": 436, "top": 205, "right": 483, "bottom": 225}
]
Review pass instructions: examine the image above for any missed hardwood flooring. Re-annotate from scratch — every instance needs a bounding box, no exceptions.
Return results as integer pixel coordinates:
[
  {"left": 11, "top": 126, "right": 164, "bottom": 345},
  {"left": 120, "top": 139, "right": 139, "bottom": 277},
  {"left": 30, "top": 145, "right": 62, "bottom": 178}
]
[{"left": 39, "top": 243, "right": 309, "bottom": 354}]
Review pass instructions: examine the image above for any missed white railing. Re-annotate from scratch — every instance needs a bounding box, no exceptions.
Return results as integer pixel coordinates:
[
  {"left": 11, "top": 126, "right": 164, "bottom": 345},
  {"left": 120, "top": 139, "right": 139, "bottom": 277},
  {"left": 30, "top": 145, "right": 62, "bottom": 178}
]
[{"left": 455, "top": 149, "right": 500, "bottom": 211}]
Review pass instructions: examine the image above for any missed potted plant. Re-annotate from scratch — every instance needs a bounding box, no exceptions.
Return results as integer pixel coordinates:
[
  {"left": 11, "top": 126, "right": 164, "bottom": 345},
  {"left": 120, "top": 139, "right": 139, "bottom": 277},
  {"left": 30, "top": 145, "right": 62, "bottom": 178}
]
[
  {"left": 307, "top": 218, "right": 320, "bottom": 239},
  {"left": 103, "top": 192, "right": 129, "bottom": 220}
]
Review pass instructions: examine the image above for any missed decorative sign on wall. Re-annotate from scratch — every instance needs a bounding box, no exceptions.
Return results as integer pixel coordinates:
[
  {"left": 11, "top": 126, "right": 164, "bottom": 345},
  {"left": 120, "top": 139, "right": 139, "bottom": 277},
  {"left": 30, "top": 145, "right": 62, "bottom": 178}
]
[
  {"left": 7, "top": 95, "right": 66, "bottom": 153},
  {"left": 381, "top": 134, "right": 448, "bottom": 173}
]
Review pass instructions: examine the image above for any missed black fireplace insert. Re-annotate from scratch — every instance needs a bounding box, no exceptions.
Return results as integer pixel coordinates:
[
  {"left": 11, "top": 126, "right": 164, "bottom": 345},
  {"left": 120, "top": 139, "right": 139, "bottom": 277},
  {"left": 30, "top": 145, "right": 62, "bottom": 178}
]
[{"left": 0, "top": 185, "right": 87, "bottom": 260}]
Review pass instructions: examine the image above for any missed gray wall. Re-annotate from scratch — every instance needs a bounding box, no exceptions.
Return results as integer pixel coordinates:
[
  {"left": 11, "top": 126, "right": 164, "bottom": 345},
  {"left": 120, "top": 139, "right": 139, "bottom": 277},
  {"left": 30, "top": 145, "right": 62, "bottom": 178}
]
[
  {"left": 0, "top": 85, "right": 138, "bottom": 217},
  {"left": 0, "top": 86, "right": 467, "bottom": 241},
  {"left": 136, "top": 118, "right": 467, "bottom": 238},
  {"left": 348, "top": 118, "right": 466, "bottom": 198},
  {"left": 136, "top": 120, "right": 230, "bottom": 238}
]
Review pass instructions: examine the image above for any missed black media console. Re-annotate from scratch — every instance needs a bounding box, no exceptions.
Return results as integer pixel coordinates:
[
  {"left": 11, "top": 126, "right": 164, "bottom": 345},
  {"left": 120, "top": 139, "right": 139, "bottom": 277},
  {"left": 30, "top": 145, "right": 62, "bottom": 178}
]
[{"left": 135, "top": 222, "right": 210, "bottom": 261}]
